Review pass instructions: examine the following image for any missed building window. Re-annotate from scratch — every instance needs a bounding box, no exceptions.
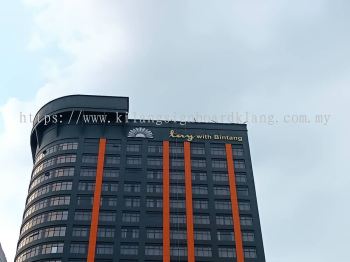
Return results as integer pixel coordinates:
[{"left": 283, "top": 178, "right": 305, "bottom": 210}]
[
  {"left": 21, "top": 211, "right": 68, "bottom": 235},
  {"left": 70, "top": 243, "right": 86, "bottom": 254},
  {"left": 193, "top": 214, "right": 210, "bottom": 225},
  {"left": 234, "top": 160, "right": 245, "bottom": 169},
  {"left": 147, "top": 170, "right": 162, "bottom": 180},
  {"left": 102, "top": 197, "right": 117, "bottom": 207},
  {"left": 122, "top": 212, "right": 140, "bottom": 223},
  {"left": 127, "top": 144, "right": 141, "bottom": 153},
  {"left": 171, "top": 230, "right": 186, "bottom": 240},
  {"left": 145, "top": 245, "right": 162, "bottom": 256},
  {"left": 105, "top": 156, "right": 120, "bottom": 165},
  {"left": 96, "top": 244, "right": 113, "bottom": 255},
  {"left": 240, "top": 216, "right": 253, "bottom": 226},
  {"left": 210, "top": 147, "right": 226, "bottom": 156},
  {"left": 99, "top": 212, "right": 116, "bottom": 222},
  {"left": 147, "top": 184, "right": 162, "bottom": 193},
  {"left": 191, "top": 145, "right": 205, "bottom": 155},
  {"left": 148, "top": 145, "right": 162, "bottom": 153},
  {"left": 215, "top": 200, "right": 232, "bottom": 210},
  {"left": 171, "top": 159, "right": 184, "bottom": 167},
  {"left": 44, "top": 226, "right": 66, "bottom": 237},
  {"left": 127, "top": 157, "right": 142, "bottom": 165},
  {"left": 192, "top": 159, "right": 206, "bottom": 168},
  {"left": 233, "top": 147, "right": 244, "bottom": 157},
  {"left": 218, "top": 247, "right": 236, "bottom": 258},
  {"left": 27, "top": 181, "right": 73, "bottom": 204},
  {"left": 194, "top": 231, "right": 211, "bottom": 240},
  {"left": 244, "top": 247, "right": 257, "bottom": 258},
  {"left": 192, "top": 186, "right": 208, "bottom": 195},
  {"left": 78, "top": 181, "right": 95, "bottom": 191},
  {"left": 239, "top": 201, "right": 251, "bottom": 211},
  {"left": 97, "top": 227, "right": 115, "bottom": 238},
  {"left": 124, "top": 182, "right": 141, "bottom": 193},
  {"left": 125, "top": 197, "right": 141, "bottom": 208},
  {"left": 147, "top": 158, "right": 162, "bottom": 166},
  {"left": 81, "top": 155, "right": 97, "bottom": 164},
  {"left": 30, "top": 167, "right": 74, "bottom": 190},
  {"left": 146, "top": 228, "right": 162, "bottom": 239},
  {"left": 80, "top": 168, "right": 96, "bottom": 177},
  {"left": 236, "top": 173, "right": 247, "bottom": 183},
  {"left": 170, "top": 246, "right": 187, "bottom": 257},
  {"left": 170, "top": 184, "right": 185, "bottom": 194},
  {"left": 192, "top": 172, "right": 207, "bottom": 181},
  {"left": 72, "top": 227, "right": 88, "bottom": 237},
  {"left": 216, "top": 215, "right": 233, "bottom": 226},
  {"left": 170, "top": 146, "right": 183, "bottom": 154},
  {"left": 213, "top": 172, "right": 228, "bottom": 182},
  {"left": 212, "top": 160, "right": 227, "bottom": 169},
  {"left": 121, "top": 228, "right": 139, "bottom": 239},
  {"left": 170, "top": 171, "right": 184, "bottom": 181},
  {"left": 146, "top": 198, "right": 163, "bottom": 208},
  {"left": 217, "top": 231, "right": 234, "bottom": 241},
  {"left": 56, "top": 154, "right": 77, "bottom": 164},
  {"left": 106, "top": 141, "right": 121, "bottom": 152},
  {"left": 24, "top": 196, "right": 71, "bottom": 218},
  {"left": 120, "top": 244, "right": 138, "bottom": 255},
  {"left": 214, "top": 186, "right": 231, "bottom": 196},
  {"left": 237, "top": 187, "right": 249, "bottom": 196},
  {"left": 193, "top": 200, "right": 208, "bottom": 209},
  {"left": 170, "top": 199, "right": 185, "bottom": 209},
  {"left": 35, "top": 141, "right": 78, "bottom": 164},
  {"left": 243, "top": 231, "right": 255, "bottom": 242},
  {"left": 41, "top": 243, "right": 64, "bottom": 254},
  {"left": 104, "top": 169, "right": 119, "bottom": 178},
  {"left": 170, "top": 214, "right": 186, "bottom": 224},
  {"left": 195, "top": 246, "right": 212, "bottom": 257}
]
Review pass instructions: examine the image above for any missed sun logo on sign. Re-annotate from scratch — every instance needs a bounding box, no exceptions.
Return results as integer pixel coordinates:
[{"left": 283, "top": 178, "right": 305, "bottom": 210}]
[{"left": 127, "top": 127, "right": 153, "bottom": 138}]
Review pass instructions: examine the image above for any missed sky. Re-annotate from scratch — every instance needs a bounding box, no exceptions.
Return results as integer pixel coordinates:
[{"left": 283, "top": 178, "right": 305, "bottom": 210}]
[{"left": 0, "top": 0, "right": 349, "bottom": 261}]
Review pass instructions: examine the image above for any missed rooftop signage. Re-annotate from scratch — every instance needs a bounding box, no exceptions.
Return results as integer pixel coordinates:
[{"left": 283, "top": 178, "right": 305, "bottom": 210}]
[{"left": 169, "top": 129, "right": 243, "bottom": 142}]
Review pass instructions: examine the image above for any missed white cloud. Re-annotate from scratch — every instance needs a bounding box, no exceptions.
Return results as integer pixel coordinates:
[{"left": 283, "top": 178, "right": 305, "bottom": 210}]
[{"left": 1, "top": 0, "right": 350, "bottom": 261}]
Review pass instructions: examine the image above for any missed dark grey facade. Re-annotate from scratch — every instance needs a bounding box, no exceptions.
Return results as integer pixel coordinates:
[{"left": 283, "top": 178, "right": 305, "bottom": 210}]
[
  {"left": 0, "top": 243, "right": 7, "bottom": 262},
  {"left": 15, "top": 95, "right": 265, "bottom": 262}
]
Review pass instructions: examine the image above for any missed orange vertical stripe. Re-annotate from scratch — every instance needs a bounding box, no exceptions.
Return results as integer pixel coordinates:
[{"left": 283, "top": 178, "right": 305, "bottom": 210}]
[
  {"left": 184, "top": 142, "right": 195, "bottom": 262},
  {"left": 163, "top": 141, "right": 170, "bottom": 262},
  {"left": 87, "top": 138, "right": 106, "bottom": 262},
  {"left": 225, "top": 144, "right": 244, "bottom": 262}
]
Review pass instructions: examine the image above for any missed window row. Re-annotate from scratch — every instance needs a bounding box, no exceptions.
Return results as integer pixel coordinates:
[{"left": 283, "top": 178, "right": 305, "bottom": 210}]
[
  {"left": 82, "top": 155, "right": 120, "bottom": 165},
  {"left": 27, "top": 181, "right": 72, "bottom": 205},
  {"left": 20, "top": 210, "right": 68, "bottom": 235},
  {"left": 147, "top": 170, "right": 247, "bottom": 184},
  {"left": 24, "top": 196, "right": 70, "bottom": 219},
  {"left": 76, "top": 196, "right": 118, "bottom": 207},
  {"left": 78, "top": 182, "right": 118, "bottom": 192},
  {"left": 147, "top": 144, "right": 244, "bottom": 157},
  {"left": 18, "top": 226, "right": 66, "bottom": 250},
  {"left": 30, "top": 167, "right": 74, "bottom": 191},
  {"left": 16, "top": 242, "right": 64, "bottom": 262},
  {"left": 80, "top": 168, "right": 119, "bottom": 178},
  {"left": 72, "top": 227, "right": 115, "bottom": 238},
  {"left": 33, "top": 155, "right": 76, "bottom": 177},
  {"left": 35, "top": 142, "right": 78, "bottom": 164}
]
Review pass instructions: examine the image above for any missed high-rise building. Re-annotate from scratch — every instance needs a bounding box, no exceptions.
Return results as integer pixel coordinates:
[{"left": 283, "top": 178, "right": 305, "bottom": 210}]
[
  {"left": 15, "top": 95, "right": 265, "bottom": 262},
  {"left": 0, "top": 243, "right": 7, "bottom": 262}
]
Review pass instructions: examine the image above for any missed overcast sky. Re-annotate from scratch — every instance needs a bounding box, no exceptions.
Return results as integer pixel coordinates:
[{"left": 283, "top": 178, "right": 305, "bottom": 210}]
[{"left": 1, "top": 0, "right": 349, "bottom": 261}]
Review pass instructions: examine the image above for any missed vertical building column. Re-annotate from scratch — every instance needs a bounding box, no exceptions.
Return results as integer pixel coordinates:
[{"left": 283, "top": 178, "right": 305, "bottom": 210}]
[
  {"left": 163, "top": 141, "right": 170, "bottom": 262},
  {"left": 87, "top": 138, "right": 107, "bottom": 262},
  {"left": 225, "top": 144, "right": 244, "bottom": 262},
  {"left": 184, "top": 142, "right": 195, "bottom": 262}
]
